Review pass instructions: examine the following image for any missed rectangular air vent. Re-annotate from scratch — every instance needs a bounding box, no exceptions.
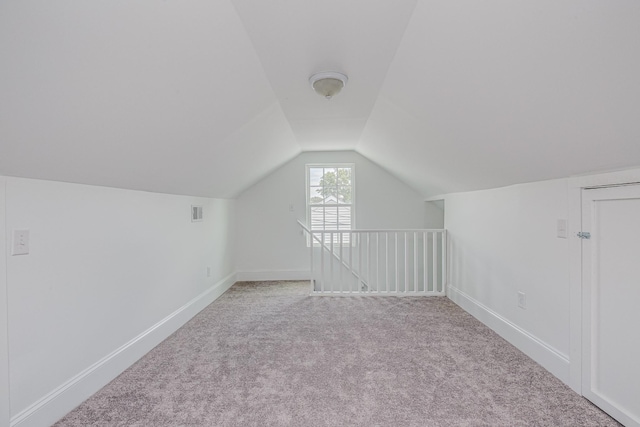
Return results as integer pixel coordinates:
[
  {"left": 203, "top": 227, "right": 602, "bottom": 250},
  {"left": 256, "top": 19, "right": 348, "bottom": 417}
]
[{"left": 191, "top": 205, "right": 203, "bottom": 222}]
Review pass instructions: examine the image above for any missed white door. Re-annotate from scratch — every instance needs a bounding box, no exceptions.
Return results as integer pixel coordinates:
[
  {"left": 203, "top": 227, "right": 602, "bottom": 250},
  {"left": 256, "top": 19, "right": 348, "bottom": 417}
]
[{"left": 582, "top": 185, "right": 640, "bottom": 427}]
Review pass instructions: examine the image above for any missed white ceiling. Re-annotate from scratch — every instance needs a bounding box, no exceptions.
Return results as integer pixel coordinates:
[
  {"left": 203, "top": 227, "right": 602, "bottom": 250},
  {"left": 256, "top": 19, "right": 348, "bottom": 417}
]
[
  {"left": 359, "top": 0, "right": 640, "bottom": 196},
  {"left": 1, "top": 0, "right": 640, "bottom": 198},
  {"left": 231, "top": 0, "right": 417, "bottom": 151}
]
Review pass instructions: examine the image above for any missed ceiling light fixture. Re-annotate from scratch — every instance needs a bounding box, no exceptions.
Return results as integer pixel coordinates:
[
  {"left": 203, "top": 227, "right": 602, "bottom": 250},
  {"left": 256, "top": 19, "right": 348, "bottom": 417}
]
[{"left": 309, "top": 71, "right": 348, "bottom": 99}]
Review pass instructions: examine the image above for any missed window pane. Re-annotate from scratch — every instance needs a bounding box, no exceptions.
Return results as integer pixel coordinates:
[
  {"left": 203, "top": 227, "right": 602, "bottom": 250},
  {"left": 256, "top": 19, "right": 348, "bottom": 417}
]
[
  {"left": 337, "top": 185, "right": 352, "bottom": 204},
  {"left": 309, "top": 186, "right": 323, "bottom": 204},
  {"left": 307, "top": 164, "right": 354, "bottom": 245},
  {"left": 309, "top": 168, "right": 323, "bottom": 186},
  {"left": 323, "top": 168, "right": 337, "bottom": 177},
  {"left": 338, "top": 168, "right": 351, "bottom": 183},
  {"left": 321, "top": 168, "right": 337, "bottom": 202}
]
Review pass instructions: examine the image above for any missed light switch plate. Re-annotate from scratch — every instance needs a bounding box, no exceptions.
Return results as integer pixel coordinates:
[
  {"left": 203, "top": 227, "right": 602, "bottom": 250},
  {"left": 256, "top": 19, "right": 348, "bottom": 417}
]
[
  {"left": 12, "top": 229, "right": 30, "bottom": 255},
  {"left": 557, "top": 219, "right": 567, "bottom": 239}
]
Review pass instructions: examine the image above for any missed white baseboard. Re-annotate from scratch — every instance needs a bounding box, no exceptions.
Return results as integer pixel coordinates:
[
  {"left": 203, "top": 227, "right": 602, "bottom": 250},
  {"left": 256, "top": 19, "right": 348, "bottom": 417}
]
[
  {"left": 11, "top": 273, "right": 237, "bottom": 427},
  {"left": 236, "top": 270, "right": 310, "bottom": 281},
  {"left": 447, "top": 284, "right": 570, "bottom": 385}
]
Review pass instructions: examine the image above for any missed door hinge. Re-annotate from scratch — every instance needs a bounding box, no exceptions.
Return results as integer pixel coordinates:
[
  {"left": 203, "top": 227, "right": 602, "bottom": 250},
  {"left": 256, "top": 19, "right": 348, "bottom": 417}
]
[{"left": 577, "top": 231, "right": 591, "bottom": 239}]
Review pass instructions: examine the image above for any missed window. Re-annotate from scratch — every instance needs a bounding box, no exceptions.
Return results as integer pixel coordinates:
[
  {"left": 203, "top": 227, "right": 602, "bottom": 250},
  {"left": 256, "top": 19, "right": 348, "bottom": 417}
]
[{"left": 306, "top": 164, "right": 354, "bottom": 245}]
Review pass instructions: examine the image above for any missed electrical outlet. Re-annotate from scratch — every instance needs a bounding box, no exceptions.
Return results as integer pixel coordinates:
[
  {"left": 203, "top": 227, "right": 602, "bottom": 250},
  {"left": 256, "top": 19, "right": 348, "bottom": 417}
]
[{"left": 518, "top": 291, "right": 526, "bottom": 309}]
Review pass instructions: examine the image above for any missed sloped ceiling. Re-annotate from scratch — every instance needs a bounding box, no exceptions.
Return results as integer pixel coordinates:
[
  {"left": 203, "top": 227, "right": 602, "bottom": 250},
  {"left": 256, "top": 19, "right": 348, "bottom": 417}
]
[
  {"left": 1, "top": 0, "right": 640, "bottom": 198},
  {"left": 0, "top": 0, "right": 299, "bottom": 198},
  {"left": 359, "top": 0, "right": 640, "bottom": 196}
]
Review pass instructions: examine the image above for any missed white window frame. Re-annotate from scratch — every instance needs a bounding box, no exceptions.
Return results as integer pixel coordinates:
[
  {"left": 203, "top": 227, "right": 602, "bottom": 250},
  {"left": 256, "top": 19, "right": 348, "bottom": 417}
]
[{"left": 305, "top": 163, "right": 355, "bottom": 247}]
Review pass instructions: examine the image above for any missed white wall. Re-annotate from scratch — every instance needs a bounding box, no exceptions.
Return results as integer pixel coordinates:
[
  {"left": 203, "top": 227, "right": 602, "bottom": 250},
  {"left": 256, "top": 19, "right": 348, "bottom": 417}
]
[
  {"left": 0, "top": 177, "right": 10, "bottom": 427},
  {"left": 444, "top": 178, "right": 571, "bottom": 383},
  {"left": 236, "top": 151, "right": 427, "bottom": 279},
  {"left": 424, "top": 200, "right": 444, "bottom": 229},
  {"left": 3, "top": 177, "right": 236, "bottom": 427}
]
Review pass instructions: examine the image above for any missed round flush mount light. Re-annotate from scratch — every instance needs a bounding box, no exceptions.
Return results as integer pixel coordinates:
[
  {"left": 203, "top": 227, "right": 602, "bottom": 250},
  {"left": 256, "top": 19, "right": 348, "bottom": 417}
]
[{"left": 309, "top": 71, "right": 348, "bottom": 99}]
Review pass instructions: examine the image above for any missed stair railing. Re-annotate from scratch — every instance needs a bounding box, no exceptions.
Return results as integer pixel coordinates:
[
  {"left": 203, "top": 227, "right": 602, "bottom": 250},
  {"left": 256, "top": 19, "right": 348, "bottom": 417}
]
[{"left": 298, "top": 220, "right": 447, "bottom": 296}]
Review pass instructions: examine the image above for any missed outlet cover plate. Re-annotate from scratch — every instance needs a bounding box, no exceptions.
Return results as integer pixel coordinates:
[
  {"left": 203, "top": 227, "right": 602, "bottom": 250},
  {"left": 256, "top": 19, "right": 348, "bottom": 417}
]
[{"left": 518, "top": 291, "right": 526, "bottom": 309}]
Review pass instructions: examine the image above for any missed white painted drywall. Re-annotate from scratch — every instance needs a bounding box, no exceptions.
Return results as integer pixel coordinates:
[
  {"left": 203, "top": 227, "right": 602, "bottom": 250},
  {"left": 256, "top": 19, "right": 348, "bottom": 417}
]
[
  {"left": 444, "top": 179, "right": 570, "bottom": 380},
  {"left": 4, "top": 177, "right": 236, "bottom": 423},
  {"left": 0, "top": 177, "right": 10, "bottom": 427},
  {"left": 235, "top": 151, "right": 426, "bottom": 277},
  {"left": 425, "top": 200, "right": 444, "bottom": 229}
]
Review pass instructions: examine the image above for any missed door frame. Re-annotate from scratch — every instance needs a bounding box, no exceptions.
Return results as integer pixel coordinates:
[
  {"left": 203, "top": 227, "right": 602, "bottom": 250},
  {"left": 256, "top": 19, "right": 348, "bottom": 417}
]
[{"left": 568, "top": 168, "right": 640, "bottom": 393}]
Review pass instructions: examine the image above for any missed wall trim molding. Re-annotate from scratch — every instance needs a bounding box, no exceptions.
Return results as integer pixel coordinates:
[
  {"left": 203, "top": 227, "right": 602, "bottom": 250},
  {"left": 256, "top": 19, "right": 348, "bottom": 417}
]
[
  {"left": 10, "top": 272, "right": 237, "bottom": 427},
  {"left": 447, "top": 284, "right": 570, "bottom": 385},
  {"left": 236, "top": 270, "right": 310, "bottom": 281}
]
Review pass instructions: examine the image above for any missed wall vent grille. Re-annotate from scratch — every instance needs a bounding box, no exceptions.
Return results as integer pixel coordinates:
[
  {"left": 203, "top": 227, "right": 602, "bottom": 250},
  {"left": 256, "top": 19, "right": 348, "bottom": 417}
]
[{"left": 191, "top": 205, "right": 203, "bottom": 222}]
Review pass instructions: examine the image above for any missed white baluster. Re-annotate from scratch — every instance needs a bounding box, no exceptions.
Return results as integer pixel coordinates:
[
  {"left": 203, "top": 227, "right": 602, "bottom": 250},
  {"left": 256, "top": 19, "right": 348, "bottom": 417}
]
[
  {"left": 367, "top": 233, "right": 372, "bottom": 293},
  {"left": 442, "top": 231, "right": 447, "bottom": 294},
  {"left": 414, "top": 232, "right": 418, "bottom": 293},
  {"left": 339, "top": 232, "right": 343, "bottom": 293},
  {"left": 310, "top": 230, "right": 314, "bottom": 293},
  {"left": 330, "top": 232, "right": 334, "bottom": 293},
  {"left": 320, "top": 232, "right": 325, "bottom": 293},
  {"left": 432, "top": 231, "right": 437, "bottom": 294},
  {"left": 349, "top": 231, "right": 354, "bottom": 292},
  {"left": 404, "top": 232, "right": 408, "bottom": 294},
  {"left": 385, "top": 233, "right": 389, "bottom": 293},
  {"left": 375, "top": 232, "right": 379, "bottom": 293},
  {"left": 395, "top": 233, "right": 399, "bottom": 293},
  {"left": 423, "top": 231, "right": 428, "bottom": 293}
]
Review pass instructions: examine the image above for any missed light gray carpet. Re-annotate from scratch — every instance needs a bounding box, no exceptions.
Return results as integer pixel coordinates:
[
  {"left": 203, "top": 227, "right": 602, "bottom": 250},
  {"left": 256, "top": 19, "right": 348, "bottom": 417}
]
[{"left": 55, "top": 281, "right": 619, "bottom": 426}]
